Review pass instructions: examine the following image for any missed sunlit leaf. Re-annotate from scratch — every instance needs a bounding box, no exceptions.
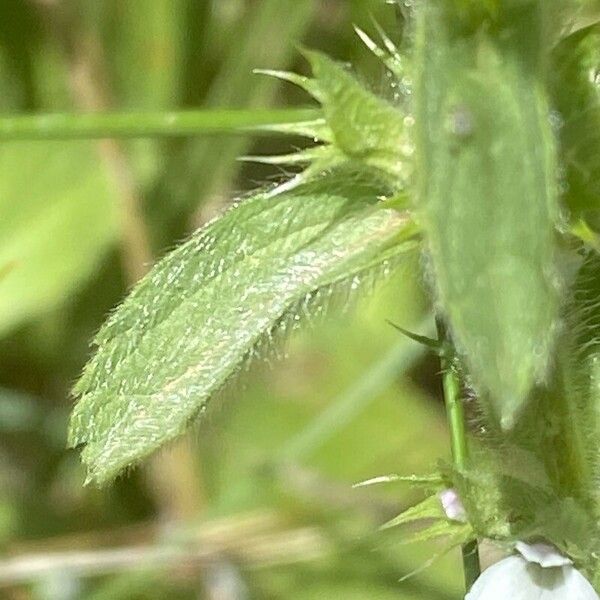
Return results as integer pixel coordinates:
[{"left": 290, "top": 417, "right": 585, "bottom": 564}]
[
  {"left": 0, "top": 141, "right": 118, "bottom": 336},
  {"left": 70, "top": 171, "right": 418, "bottom": 484}
]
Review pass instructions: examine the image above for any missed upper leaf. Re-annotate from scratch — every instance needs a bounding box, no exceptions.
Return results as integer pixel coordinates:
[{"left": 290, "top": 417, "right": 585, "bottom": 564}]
[
  {"left": 414, "top": 2, "right": 560, "bottom": 427},
  {"left": 70, "top": 172, "right": 417, "bottom": 484}
]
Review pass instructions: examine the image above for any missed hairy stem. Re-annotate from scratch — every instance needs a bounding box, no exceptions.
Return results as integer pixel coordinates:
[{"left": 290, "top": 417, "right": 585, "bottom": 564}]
[{"left": 436, "top": 317, "right": 481, "bottom": 591}]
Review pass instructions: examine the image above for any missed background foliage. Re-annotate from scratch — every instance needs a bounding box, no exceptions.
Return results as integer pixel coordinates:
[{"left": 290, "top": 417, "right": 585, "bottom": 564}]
[{"left": 0, "top": 1, "right": 461, "bottom": 598}]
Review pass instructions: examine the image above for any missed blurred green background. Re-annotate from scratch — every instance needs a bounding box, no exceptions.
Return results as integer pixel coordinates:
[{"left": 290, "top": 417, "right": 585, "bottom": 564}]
[{"left": 0, "top": 1, "right": 462, "bottom": 598}]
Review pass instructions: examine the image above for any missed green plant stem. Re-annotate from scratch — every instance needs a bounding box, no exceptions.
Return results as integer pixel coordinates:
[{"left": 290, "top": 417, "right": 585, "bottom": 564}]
[
  {"left": 436, "top": 316, "right": 481, "bottom": 592},
  {"left": 0, "top": 108, "right": 320, "bottom": 141}
]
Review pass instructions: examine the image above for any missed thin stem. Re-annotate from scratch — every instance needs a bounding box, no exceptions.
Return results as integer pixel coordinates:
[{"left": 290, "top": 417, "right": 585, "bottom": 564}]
[
  {"left": 439, "top": 348, "right": 468, "bottom": 469},
  {"left": 0, "top": 108, "right": 319, "bottom": 141},
  {"left": 436, "top": 316, "right": 481, "bottom": 592}
]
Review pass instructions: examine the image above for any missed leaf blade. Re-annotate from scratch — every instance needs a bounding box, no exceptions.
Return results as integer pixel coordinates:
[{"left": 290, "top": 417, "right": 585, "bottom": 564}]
[
  {"left": 70, "top": 173, "right": 417, "bottom": 484},
  {"left": 414, "top": 2, "right": 560, "bottom": 427}
]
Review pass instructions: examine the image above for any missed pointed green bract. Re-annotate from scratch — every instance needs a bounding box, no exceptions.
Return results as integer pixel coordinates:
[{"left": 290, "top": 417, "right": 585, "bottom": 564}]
[
  {"left": 254, "top": 50, "right": 411, "bottom": 189},
  {"left": 414, "top": 1, "right": 560, "bottom": 427},
  {"left": 69, "top": 172, "right": 417, "bottom": 484},
  {"left": 381, "top": 494, "right": 445, "bottom": 530},
  {"left": 303, "top": 50, "right": 409, "bottom": 179}
]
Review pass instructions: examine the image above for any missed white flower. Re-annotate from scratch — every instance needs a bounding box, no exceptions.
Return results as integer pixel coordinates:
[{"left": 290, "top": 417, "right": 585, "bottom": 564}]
[{"left": 466, "top": 541, "right": 599, "bottom": 600}]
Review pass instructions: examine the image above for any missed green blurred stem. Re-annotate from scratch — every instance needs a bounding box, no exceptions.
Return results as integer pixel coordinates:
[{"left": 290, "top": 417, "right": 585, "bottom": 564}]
[
  {"left": 0, "top": 108, "right": 320, "bottom": 140},
  {"left": 436, "top": 316, "right": 481, "bottom": 591}
]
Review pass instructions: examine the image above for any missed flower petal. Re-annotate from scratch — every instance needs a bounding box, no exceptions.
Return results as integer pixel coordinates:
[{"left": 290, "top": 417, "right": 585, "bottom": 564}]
[
  {"left": 465, "top": 555, "right": 599, "bottom": 600},
  {"left": 466, "top": 556, "right": 534, "bottom": 600},
  {"left": 562, "top": 566, "right": 600, "bottom": 599},
  {"left": 515, "top": 542, "right": 571, "bottom": 568}
]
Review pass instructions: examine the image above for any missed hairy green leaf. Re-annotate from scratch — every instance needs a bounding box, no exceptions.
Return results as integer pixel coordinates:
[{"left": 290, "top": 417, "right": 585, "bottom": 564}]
[
  {"left": 414, "top": 2, "right": 560, "bottom": 427},
  {"left": 70, "top": 173, "right": 417, "bottom": 484},
  {"left": 0, "top": 141, "right": 118, "bottom": 336}
]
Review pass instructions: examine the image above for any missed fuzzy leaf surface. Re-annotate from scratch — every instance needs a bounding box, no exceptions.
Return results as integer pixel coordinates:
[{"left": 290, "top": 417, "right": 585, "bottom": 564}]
[
  {"left": 70, "top": 174, "right": 416, "bottom": 484},
  {"left": 414, "top": 2, "right": 560, "bottom": 427},
  {"left": 255, "top": 50, "right": 411, "bottom": 189},
  {"left": 305, "top": 51, "right": 409, "bottom": 177}
]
